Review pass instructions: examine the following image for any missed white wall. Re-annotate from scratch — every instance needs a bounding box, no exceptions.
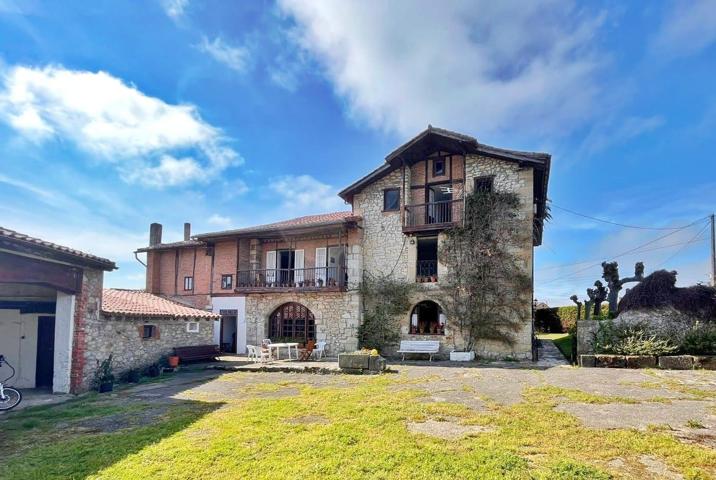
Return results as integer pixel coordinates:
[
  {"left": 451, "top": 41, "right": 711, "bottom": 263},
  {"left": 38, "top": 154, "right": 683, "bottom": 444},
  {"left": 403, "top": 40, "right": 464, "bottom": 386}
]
[
  {"left": 0, "top": 310, "right": 39, "bottom": 389},
  {"left": 211, "top": 296, "right": 246, "bottom": 354},
  {"left": 53, "top": 292, "right": 75, "bottom": 394}
]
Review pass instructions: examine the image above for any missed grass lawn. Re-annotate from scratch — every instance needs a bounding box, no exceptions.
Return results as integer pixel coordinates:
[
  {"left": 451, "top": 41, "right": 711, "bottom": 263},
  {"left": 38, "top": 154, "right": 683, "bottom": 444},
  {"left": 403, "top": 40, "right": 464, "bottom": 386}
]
[
  {"left": 0, "top": 372, "right": 714, "bottom": 479},
  {"left": 538, "top": 333, "right": 574, "bottom": 360}
]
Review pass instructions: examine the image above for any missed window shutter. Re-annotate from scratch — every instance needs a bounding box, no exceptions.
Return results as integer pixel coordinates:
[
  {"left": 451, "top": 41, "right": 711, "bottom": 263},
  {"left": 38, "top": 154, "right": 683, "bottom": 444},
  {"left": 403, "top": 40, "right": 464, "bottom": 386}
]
[
  {"left": 154, "top": 326, "right": 160, "bottom": 340},
  {"left": 315, "top": 247, "right": 327, "bottom": 284},
  {"left": 137, "top": 325, "right": 144, "bottom": 338},
  {"left": 294, "top": 249, "right": 305, "bottom": 282},
  {"left": 266, "top": 250, "right": 277, "bottom": 283}
]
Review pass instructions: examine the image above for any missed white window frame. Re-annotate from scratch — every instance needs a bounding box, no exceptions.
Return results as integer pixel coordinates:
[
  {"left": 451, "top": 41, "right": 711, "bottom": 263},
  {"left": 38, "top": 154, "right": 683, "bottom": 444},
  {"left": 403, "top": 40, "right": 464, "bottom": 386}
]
[{"left": 186, "top": 321, "right": 200, "bottom": 333}]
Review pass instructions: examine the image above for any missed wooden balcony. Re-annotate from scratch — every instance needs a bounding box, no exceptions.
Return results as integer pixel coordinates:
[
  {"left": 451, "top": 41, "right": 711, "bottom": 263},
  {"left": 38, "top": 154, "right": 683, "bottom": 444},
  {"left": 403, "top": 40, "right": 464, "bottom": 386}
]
[
  {"left": 235, "top": 266, "right": 347, "bottom": 293},
  {"left": 403, "top": 199, "right": 463, "bottom": 233}
]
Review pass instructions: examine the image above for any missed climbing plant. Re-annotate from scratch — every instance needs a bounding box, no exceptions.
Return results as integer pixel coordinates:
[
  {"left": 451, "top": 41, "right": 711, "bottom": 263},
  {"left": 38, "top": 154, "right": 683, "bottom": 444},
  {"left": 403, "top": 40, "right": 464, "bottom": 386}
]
[
  {"left": 358, "top": 273, "right": 416, "bottom": 351},
  {"left": 440, "top": 189, "right": 531, "bottom": 351}
]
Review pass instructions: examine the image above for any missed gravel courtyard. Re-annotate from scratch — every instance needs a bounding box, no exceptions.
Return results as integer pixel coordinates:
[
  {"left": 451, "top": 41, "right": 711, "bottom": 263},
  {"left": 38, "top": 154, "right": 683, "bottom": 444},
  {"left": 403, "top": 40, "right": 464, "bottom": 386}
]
[{"left": 1, "top": 361, "right": 714, "bottom": 479}]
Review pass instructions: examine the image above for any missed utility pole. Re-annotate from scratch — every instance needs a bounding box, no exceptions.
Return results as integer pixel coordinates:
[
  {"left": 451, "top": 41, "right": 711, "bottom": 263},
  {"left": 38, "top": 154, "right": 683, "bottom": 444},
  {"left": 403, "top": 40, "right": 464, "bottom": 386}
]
[{"left": 711, "top": 213, "right": 716, "bottom": 287}]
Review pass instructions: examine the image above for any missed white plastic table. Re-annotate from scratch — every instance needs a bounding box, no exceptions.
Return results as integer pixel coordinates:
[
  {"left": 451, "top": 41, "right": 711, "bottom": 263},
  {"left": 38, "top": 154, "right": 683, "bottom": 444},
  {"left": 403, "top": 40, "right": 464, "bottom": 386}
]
[{"left": 268, "top": 342, "right": 299, "bottom": 360}]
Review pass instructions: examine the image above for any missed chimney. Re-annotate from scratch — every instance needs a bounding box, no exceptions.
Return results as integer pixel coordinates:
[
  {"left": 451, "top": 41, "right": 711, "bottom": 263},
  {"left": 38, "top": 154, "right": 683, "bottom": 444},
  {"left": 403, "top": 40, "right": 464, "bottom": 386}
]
[
  {"left": 184, "top": 223, "right": 191, "bottom": 241},
  {"left": 149, "top": 223, "right": 163, "bottom": 246}
]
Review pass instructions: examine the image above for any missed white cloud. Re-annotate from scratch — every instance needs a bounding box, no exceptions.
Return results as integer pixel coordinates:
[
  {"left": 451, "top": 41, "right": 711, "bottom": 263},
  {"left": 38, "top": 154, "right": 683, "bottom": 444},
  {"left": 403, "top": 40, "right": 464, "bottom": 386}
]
[
  {"left": 278, "top": 0, "right": 607, "bottom": 138},
  {"left": 161, "top": 0, "right": 189, "bottom": 20},
  {"left": 652, "top": 0, "right": 716, "bottom": 59},
  {"left": 0, "top": 65, "right": 241, "bottom": 187},
  {"left": 198, "top": 36, "right": 252, "bottom": 73},
  {"left": 207, "top": 213, "right": 232, "bottom": 228},
  {"left": 268, "top": 174, "right": 346, "bottom": 213}
]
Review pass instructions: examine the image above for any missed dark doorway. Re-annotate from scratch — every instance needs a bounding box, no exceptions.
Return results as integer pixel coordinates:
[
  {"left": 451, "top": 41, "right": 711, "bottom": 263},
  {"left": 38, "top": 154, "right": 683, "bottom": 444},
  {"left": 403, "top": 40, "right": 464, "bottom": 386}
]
[
  {"left": 278, "top": 250, "right": 295, "bottom": 285},
  {"left": 35, "top": 315, "right": 55, "bottom": 389},
  {"left": 416, "top": 237, "right": 438, "bottom": 280},
  {"left": 219, "top": 309, "right": 238, "bottom": 353}
]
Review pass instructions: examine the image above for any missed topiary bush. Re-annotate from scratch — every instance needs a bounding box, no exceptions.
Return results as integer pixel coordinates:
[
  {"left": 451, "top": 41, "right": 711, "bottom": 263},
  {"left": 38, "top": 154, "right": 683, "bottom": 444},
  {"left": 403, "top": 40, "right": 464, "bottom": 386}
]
[
  {"left": 618, "top": 270, "right": 716, "bottom": 319},
  {"left": 594, "top": 320, "right": 678, "bottom": 356},
  {"left": 681, "top": 323, "right": 716, "bottom": 355}
]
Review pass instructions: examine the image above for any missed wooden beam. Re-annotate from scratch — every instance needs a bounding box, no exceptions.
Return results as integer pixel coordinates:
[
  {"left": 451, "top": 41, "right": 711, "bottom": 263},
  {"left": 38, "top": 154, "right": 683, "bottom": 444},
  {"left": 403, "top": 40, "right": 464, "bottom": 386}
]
[{"left": 0, "top": 252, "right": 82, "bottom": 293}]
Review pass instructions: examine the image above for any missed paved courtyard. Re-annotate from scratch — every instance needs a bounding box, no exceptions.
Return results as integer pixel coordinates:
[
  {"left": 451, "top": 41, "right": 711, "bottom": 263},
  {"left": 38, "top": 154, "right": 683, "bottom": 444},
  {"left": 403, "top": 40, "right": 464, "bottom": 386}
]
[{"left": 1, "top": 356, "right": 714, "bottom": 479}]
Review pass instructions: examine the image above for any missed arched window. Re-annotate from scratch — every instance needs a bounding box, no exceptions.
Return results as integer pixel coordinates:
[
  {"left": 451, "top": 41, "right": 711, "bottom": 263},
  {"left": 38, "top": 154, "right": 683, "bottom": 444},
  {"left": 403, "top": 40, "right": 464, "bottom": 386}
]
[
  {"left": 269, "top": 302, "right": 315, "bottom": 343},
  {"left": 410, "top": 301, "right": 445, "bottom": 335}
]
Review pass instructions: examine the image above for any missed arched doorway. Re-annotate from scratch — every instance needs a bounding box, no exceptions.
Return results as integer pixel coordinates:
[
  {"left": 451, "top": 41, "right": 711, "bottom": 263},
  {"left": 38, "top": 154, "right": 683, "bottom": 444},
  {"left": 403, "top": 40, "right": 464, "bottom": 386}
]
[
  {"left": 269, "top": 302, "right": 315, "bottom": 343},
  {"left": 410, "top": 301, "right": 445, "bottom": 335}
]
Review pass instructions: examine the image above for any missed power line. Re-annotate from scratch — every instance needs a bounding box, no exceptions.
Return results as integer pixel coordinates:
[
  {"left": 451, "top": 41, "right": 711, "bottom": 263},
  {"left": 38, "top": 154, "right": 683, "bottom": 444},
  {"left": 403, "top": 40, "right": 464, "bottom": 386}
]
[
  {"left": 540, "top": 218, "right": 709, "bottom": 285},
  {"left": 549, "top": 202, "right": 703, "bottom": 230},
  {"left": 655, "top": 223, "right": 710, "bottom": 270},
  {"left": 536, "top": 238, "right": 708, "bottom": 271}
]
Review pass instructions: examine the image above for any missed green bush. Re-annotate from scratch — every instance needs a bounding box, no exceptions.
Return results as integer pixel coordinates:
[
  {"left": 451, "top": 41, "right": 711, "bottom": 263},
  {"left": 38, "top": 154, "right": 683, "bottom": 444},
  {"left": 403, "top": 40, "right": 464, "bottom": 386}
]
[
  {"left": 681, "top": 323, "right": 716, "bottom": 355},
  {"left": 594, "top": 320, "right": 678, "bottom": 356},
  {"left": 556, "top": 304, "right": 609, "bottom": 331}
]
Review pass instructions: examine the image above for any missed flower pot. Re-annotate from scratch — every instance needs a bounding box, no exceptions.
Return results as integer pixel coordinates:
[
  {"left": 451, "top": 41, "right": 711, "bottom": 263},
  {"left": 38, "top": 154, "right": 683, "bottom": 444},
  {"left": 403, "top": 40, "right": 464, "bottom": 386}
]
[
  {"left": 168, "top": 356, "right": 180, "bottom": 368},
  {"left": 99, "top": 381, "right": 114, "bottom": 393},
  {"left": 450, "top": 351, "right": 475, "bottom": 362}
]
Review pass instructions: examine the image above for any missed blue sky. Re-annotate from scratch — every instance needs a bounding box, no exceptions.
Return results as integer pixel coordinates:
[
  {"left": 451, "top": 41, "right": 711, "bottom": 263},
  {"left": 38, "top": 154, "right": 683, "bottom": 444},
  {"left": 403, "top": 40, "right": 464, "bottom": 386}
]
[{"left": 1, "top": 0, "right": 715, "bottom": 305}]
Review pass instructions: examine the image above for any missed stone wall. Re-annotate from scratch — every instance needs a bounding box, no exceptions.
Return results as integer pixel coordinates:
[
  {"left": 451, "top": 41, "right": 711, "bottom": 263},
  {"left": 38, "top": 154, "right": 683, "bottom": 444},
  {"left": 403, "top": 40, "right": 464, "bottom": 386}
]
[
  {"left": 353, "top": 156, "right": 535, "bottom": 360},
  {"left": 80, "top": 313, "right": 214, "bottom": 390},
  {"left": 353, "top": 169, "right": 409, "bottom": 281},
  {"left": 244, "top": 291, "right": 360, "bottom": 354},
  {"left": 70, "top": 268, "right": 104, "bottom": 393}
]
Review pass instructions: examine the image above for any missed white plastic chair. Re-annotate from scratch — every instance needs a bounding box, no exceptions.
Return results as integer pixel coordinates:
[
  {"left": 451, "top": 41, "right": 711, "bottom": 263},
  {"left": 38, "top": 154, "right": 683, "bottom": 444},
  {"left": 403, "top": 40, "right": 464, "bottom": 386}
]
[
  {"left": 246, "top": 345, "right": 258, "bottom": 363},
  {"left": 258, "top": 344, "right": 273, "bottom": 363},
  {"left": 262, "top": 338, "right": 272, "bottom": 346},
  {"left": 312, "top": 341, "right": 327, "bottom": 360}
]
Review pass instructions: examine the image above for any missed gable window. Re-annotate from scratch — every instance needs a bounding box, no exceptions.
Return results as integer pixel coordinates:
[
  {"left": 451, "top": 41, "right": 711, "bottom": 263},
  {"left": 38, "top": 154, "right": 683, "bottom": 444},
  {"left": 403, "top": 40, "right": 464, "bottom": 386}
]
[
  {"left": 142, "top": 325, "right": 157, "bottom": 339},
  {"left": 433, "top": 158, "right": 446, "bottom": 176},
  {"left": 383, "top": 188, "right": 400, "bottom": 211},
  {"left": 184, "top": 276, "right": 194, "bottom": 291},
  {"left": 221, "top": 274, "right": 233, "bottom": 290},
  {"left": 186, "top": 321, "right": 200, "bottom": 333},
  {"left": 474, "top": 176, "right": 494, "bottom": 193}
]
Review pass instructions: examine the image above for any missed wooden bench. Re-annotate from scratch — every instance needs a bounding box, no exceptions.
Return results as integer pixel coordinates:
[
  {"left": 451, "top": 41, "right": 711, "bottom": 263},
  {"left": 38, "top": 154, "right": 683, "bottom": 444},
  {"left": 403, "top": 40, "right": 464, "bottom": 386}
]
[
  {"left": 397, "top": 340, "right": 441, "bottom": 361},
  {"left": 174, "top": 345, "right": 220, "bottom": 363}
]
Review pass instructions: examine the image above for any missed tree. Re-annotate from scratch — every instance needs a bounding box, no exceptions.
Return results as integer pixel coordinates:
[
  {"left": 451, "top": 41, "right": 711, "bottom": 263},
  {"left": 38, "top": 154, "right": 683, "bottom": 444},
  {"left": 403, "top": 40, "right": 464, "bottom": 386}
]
[
  {"left": 439, "top": 189, "right": 531, "bottom": 352},
  {"left": 602, "top": 261, "right": 645, "bottom": 314}
]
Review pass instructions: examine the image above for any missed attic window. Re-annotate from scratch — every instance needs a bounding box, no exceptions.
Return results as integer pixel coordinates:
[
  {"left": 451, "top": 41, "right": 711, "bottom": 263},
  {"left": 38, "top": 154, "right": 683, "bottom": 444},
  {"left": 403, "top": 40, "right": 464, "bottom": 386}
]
[
  {"left": 433, "top": 158, "right": 446, "bottom": 176},
  {"left": 184, "top": 276, "right": 194, "bottom": 291}
]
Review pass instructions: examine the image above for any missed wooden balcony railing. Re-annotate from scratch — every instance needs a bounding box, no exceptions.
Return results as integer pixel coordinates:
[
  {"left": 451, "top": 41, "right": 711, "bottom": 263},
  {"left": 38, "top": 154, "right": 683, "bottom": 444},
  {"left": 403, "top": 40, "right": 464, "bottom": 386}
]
[
  {"left": 235, "top": 266, "right": 347, "bottom": 292},
  {"left": 403, "top": 199, "right": 463, "bottom": 232}
]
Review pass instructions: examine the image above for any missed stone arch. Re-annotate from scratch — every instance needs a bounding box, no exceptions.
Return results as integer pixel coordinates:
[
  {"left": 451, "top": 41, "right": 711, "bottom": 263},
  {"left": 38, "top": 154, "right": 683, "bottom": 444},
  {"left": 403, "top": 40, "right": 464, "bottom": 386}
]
[
  {"left": 268, "top": 302, "right": 316, "bottom": 343},
  {"left": 409, "top": 300, "right": 445, "bottom": 335}
]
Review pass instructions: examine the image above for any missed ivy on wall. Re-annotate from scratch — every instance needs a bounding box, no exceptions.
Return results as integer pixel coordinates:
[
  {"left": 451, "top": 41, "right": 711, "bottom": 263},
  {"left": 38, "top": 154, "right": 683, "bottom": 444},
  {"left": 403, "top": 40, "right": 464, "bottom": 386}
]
[{"left": 358, "top": 273, "right": 416, "bottom": 351}]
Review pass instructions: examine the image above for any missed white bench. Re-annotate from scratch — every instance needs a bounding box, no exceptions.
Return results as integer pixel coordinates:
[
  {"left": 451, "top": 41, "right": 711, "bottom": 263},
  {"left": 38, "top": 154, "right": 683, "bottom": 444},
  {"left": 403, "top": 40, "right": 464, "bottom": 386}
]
[{"left": 397, "top": 340, "right": 441, "bottom": 361}]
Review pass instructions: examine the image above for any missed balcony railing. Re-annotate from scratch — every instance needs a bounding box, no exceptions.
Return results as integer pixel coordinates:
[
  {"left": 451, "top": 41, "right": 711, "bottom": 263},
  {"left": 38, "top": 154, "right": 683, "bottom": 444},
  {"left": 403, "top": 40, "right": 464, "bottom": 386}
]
[
  {"left": 416, "top": 260, "right": 438, "bottom": 282},
  {"left": 404, "top": 199, "right": 463, "bottom": 231},
  {"left": 235, "top": 267, "right": 347, "bottom": 292}
]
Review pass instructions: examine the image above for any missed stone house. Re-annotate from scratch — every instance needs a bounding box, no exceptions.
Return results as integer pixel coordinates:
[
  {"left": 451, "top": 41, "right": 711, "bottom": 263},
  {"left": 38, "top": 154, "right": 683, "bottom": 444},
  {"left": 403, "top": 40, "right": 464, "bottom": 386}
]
[
  {"left": 0, "top": 226, "right": 218, "bottom": 394},
  {"left": 137, "top": 126, "right": 550, "bottom": 359}
]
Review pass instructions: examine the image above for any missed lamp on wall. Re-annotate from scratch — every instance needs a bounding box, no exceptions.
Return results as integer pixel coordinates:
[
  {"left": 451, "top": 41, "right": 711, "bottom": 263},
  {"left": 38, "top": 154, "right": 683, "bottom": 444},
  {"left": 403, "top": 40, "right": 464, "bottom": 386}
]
[{"left": 439, "top": 312, "right": 446, "bottom": 326}]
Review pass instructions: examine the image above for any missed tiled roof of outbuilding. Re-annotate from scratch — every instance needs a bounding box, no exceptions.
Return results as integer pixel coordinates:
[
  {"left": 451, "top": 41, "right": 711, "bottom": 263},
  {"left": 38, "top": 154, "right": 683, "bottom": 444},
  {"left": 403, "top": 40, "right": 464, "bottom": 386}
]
[
  {"left": 101, "top": 289, "right": 219, "bottom": 319},
  {"left": 0, "top": 226, "right": 117, "bottom": 270}
]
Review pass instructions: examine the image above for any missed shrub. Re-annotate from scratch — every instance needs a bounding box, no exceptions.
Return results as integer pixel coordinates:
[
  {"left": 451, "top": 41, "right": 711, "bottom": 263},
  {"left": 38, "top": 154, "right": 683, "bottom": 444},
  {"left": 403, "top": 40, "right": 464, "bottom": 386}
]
[
  {"left": 619, "top": 270, "right": 716, "bottom": 319},
  {"left": 681, "top": 323, "right": 716, "bottom": 355},
  {"left": 120, "top": 368, "right": 142, "bottom": 383},
  {"left": 535, "top": 307, "right": 562, "bottom": 333},
  {"left": 358, "top": 274, "right": 416, "bottom": 351},
  {"left": 555, "top": 304, "right": 609, "bottom": 332},
  {"left": 594, "top": 320, "right": 678, "bottom": 356}
]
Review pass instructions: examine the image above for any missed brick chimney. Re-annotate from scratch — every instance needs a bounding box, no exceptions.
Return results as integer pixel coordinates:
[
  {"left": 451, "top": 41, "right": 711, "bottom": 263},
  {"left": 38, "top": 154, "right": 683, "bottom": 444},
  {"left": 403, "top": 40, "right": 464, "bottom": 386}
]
[
  {"left": 149, "top": 223, "right": 163, "bottom": 246},
  {"left": 184, "top": 222, "right": 191, "bottom": 241}
]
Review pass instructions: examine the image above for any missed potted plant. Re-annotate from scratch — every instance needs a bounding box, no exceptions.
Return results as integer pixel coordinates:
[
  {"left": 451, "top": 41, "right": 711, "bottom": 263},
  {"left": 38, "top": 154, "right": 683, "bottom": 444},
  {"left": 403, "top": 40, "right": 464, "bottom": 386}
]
[
  {"left": 95, "top": 355, "right": 115, "bottom": 392},
  {"left": 167, "top": 354, "right": 180, "bottom": 368}
]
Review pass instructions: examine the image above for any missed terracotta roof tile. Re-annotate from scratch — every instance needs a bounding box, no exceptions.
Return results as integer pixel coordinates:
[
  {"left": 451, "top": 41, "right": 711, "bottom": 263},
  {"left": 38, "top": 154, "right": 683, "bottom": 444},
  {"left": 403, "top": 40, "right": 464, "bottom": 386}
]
[
  {"left": 195, "top": 211, "right": 359, "bottom": 239},
  {"left": 0, "top": 226, "right": 116, "bottom": 270},
  {"left": 102, "top": 289, "right": 219, "bottom": 319}
]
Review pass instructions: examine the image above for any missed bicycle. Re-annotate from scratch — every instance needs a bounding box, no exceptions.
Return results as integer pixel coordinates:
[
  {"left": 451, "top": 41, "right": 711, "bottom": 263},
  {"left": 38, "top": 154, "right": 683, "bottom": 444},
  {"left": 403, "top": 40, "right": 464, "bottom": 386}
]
[{"left": 0, "top": 355, "right": 22, "bottom": 411}]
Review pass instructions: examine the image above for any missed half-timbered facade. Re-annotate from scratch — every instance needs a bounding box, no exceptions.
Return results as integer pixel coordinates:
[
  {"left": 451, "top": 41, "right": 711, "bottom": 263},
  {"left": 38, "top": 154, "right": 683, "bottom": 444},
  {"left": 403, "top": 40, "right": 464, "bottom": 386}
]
[{"left": 138, "top": 126, "right": 550, "bottom": 359}]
